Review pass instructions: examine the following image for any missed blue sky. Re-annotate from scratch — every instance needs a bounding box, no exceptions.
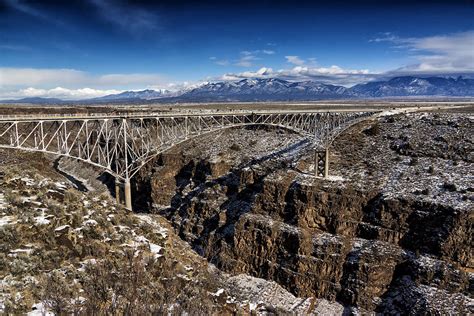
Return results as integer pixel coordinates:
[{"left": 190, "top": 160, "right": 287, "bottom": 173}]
[{"left": 0, "top": 0, "right": 473, "bottom": 99}]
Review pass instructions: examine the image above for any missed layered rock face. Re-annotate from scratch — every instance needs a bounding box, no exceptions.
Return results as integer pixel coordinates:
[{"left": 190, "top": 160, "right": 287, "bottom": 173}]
[{"left": 139, "top": 115, "right": 473, "bottom": 313}]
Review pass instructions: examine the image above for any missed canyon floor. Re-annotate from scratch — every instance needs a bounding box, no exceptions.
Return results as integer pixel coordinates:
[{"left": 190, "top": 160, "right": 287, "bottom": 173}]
[{"left": 0, "top": 108, "right": 472, "bottom": 314}]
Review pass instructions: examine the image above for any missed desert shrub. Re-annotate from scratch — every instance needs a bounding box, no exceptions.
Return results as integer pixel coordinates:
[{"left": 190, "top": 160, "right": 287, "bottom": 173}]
[
  {"left": 80, "top": 250, "right": 164, "bottom": 314},
  {"left": 77, "top": 249, "right": 219, "bottom": 314},
  {"left": 3, "top": 289, "right": 35, "bottom": 314},
  {"left": 364, "top": 123, "right": 380, "bottom": 136},
  {"left": 229, "top": 143, "right": 241, "bottom": 151},
  {"left": 5, "top": 190, "right": 23, "bottom": 205},
  {"left": 39, "top": 270, "right": 82, "bottom": 314},
  {"left": 64, "top": 189, "right": 81, "bottom": 205},
  {"left": 0, "top": 224, "right": 20, "bottom": 248},
  {"left": 409, "top": 157, "right": 418, "bottom": 166},
  {"left": 427, "top": 165, "right": 435, "bottom": 174},
  {"left": 443, "top": 182, "right": 457, "bottom": 192}
]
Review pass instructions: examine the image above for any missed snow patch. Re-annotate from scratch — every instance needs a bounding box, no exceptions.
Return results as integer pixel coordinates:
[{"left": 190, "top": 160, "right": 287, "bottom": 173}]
[
  {"left": 210, "top": 288, "right": 225, "bottom": 297},
  {"left": 9, "top": 248, "right": 34, "bottom": 256},
  {"left": 149, "top": 243, "right": 163, "bottom": 258},
  {"left": 28, "top": 302, "right": 54, "bottom": 316},
  {"left": 0, "top": 215, "right": 16, "bottom": 227},
  {"left": 34, "top": 214, "right": 50, "bottom": 225},
  {"left": 54, "top": 225, "right": 70, "bottom": 232},
  {"left": 54, "top": 182, "right": 67, "bottom": 190},
  {"left": 83, "top": 219, "right": 98, "bottom": 226},
  {"left": 0, "top": 193, "right": 7, "bottom": 209}
]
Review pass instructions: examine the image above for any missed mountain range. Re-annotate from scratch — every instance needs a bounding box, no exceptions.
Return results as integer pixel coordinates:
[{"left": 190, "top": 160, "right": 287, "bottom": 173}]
[{"left": 2, "top": 76, "right": 473, "bottom": 104}]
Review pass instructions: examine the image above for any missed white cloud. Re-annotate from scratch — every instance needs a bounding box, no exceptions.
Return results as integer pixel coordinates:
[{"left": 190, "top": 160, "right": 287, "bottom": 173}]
[
  {"left": 209, "top": 57, "right": 229, "bottom": 66},
  {"left": 222, "top": 67, "right": 274, "bottom": 80},
  {"left": 235, "top": 52, "right": 258, "bottom": 67},
  {"left": 285, "top": 56, "right": 305, "bottom": 66},
  {"left": 0, "top": 87, "right": 124, "bottom": 100},
  {"left": 0, "top": 44, "right": 30, "bottom": 51},
  {"left": 4, "top": 0, "right": 50, "bottom": 21},
  {"left": 0, "top": 68, "right": 86, "bottom": 86},
  {"left": 215, "top": 60, "right": 230, "bottom": 66},
  {"left": 240, "top": 51, "right": 253, "bottom": 56},
  {"left": 214, "top": 49, "right": 275, "bottom": 68},
  {"left": 96, "top": 73, "right": 164, "bottom": 86},
  {"left": 372, "top": 30, "right": 474, "bottom": 74},
  {"left": 0, "top": 68, "right": 164, "bottom": 88},
  {"left": 283, "top": 65, "right": 370, "bottom": 76}
]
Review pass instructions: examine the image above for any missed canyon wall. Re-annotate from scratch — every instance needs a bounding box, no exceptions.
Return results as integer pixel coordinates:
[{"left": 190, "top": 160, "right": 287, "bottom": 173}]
[{"left": 138, "top": 115, "right": 472, "bottom": 313}]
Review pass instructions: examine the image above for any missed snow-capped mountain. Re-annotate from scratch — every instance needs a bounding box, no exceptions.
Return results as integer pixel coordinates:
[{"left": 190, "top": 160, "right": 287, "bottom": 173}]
[
  {"left": 176, "top": 78, "right": 350, "bottom": 101},
  {"left": 350, "top": 76, "right": 474, "bottom": 97}
]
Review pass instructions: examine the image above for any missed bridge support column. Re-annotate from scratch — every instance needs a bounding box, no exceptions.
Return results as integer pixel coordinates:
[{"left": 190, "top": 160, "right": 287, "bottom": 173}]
[
  {"left": 314, "top": 148, "right": 329, "bottom": 178},
  {"left": 124, "top": 179, "right": 132, "bottom": 211},
  {"left": 115, "top": 179, "right": 121, "bottom": 204}
]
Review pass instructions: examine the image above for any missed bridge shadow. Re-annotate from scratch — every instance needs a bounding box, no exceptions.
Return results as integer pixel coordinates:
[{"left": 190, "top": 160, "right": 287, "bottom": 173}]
[
  {"left": 52, "top": 157, "right": 88, "bottom": 192},
  {"left": 159, "top": 137, "right": 311, "bottom": 263}
]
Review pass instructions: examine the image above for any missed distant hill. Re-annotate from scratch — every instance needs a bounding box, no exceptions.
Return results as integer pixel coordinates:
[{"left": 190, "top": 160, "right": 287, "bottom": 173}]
[
  {"left": 0, "top": 97, "right": 66, "bottom": 104},
  {"left": 1, "top": 76, "right": 473, "bottom": 104}
]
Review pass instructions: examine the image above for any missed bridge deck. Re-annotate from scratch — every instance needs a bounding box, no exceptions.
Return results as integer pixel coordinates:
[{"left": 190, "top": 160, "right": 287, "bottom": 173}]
[
  {"left": 0, "top": 103, "right": 470, "bottom": 122},
  {"left": 0, "top": 109, "right": 383, "bottom": 122}
]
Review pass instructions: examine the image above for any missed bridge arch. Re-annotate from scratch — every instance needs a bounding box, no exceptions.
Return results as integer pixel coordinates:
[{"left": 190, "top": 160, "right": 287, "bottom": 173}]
[{"left": 129, "top": 122, "right": 315, "bottom": 177}]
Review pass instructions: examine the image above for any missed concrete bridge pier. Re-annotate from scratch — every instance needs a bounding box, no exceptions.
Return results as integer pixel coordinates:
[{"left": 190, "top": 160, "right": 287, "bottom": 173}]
[
  {"left": 314, "top": 148, "right": 329, "bottom": 178},
  {"left": 124, "top": 179, "right": 132, "bottom": 211},
  {"left": 115, "top": 179, "right": 121, "bottom": 204},
  {"left": 114, "top": 178, "right": 132, "bottom": 211}
]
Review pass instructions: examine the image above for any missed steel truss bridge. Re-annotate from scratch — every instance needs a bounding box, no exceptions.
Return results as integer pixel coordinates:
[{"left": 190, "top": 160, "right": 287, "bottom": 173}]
[{"left": 0, "top": 110, "right": 377, "bottom": 209}]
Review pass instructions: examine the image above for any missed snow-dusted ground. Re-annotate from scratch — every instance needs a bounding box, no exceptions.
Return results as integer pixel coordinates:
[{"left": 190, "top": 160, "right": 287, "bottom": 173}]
[
  {"left": 0, "top": 169, "right": 170, "bottom": 313},
  {"left": 226, "top": 274, "right": 344, "bottom": 314},
  {"left": 382, "top": 156, "right": 473, "bottom": 211}
]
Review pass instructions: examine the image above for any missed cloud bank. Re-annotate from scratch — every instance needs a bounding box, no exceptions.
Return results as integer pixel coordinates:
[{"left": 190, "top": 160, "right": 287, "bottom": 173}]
[
  {"left": 373, "top": 30, "right": 474, "bottom": 74},
  {"left": 0, "top": 68, "right": 167, "bottom": 100},
  {"left": 0, "top": 87, "right": 124, "bottom": 100}
]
